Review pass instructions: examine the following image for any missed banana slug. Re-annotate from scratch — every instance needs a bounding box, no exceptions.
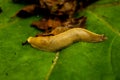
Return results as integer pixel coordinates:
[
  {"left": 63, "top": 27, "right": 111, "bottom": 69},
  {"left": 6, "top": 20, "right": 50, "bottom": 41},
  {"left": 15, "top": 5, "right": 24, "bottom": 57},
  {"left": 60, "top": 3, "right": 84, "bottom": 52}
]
[{"left": 27, "top": 28, "right": 107, "bottom": 52}]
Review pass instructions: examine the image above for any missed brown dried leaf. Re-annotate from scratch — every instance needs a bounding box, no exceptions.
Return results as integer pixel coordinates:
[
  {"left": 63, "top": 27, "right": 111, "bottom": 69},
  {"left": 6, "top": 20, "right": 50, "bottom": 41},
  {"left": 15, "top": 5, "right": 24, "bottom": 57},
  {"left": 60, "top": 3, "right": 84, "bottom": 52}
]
[
  {"left": 48, "top": 16, "right": 87, "bottom": 35},
  {"left": 13, "top": 0, "right": 98, "bottom": 18},
  {"left": 33, "top": 16, "right": 87, "bottom": 36},
  {"left": 12, "top": 0, "right": 98, "bottom": 41},
  {"left": 31, "top": 18, "right": 62, "bottom": 31},
  {"left": 71, "top": 16, "right": 87, "bottom": 28},
  {"left": 16, "top": 4, "right": 40, "bottom": 18},
  {"left": 31, "top": 19, "right": 49, "bottom": 30}
]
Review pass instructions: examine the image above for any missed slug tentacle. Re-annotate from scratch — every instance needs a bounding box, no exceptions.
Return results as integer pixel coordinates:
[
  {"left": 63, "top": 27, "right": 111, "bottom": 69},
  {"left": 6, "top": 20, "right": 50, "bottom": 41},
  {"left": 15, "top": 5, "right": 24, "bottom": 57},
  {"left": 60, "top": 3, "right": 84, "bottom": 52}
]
[{"left": 27, "top": 28, "right": 107, "bottom": 52}]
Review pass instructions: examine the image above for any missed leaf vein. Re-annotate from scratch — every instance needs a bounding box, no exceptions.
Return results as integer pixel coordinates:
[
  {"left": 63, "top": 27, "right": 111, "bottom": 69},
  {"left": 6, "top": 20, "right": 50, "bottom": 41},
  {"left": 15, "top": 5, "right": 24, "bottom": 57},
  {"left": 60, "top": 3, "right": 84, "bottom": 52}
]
[
  {"left": 86, "top": 10, "right": 120, "bottom": 36},
  {"left": 108, "top": 36, "right": 117, "bottom": 78},
  {"left": 88, "top": 1, "right": 120, "bottom": 9},
  {"left": 45, "top": 52, "right": 60, "bottom": 80}
]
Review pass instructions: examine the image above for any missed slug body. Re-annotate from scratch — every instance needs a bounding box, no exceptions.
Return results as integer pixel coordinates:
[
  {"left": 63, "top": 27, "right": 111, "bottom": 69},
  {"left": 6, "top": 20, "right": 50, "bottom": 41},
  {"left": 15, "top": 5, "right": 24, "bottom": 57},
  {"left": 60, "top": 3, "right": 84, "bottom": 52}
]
[{"left": 27, "top": 28, "right": 106, "bottom": 52}]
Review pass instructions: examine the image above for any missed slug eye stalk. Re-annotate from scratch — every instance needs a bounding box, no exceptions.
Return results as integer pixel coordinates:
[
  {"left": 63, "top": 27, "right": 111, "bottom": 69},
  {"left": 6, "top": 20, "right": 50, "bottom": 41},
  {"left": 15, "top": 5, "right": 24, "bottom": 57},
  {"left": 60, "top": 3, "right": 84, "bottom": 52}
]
[{"left": 27, "top": 28, "right": 107, "bottom": 52}]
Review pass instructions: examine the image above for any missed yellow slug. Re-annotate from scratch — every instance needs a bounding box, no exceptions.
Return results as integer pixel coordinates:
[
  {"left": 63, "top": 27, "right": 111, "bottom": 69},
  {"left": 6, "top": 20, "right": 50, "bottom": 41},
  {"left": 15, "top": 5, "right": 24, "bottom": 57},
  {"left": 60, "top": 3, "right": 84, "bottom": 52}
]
[{"left": 27, "top": 28, "right": 107, "bottom": 52}]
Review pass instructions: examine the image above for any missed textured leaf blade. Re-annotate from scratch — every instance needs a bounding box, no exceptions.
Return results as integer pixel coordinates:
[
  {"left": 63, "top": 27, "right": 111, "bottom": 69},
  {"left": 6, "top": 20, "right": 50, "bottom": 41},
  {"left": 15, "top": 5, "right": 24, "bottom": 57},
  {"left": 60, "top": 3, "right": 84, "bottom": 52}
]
[
  {"left": 48, "top": 1, "right": 120, "bottom": 80},
  {"left": 0, "top": 1, "right": 55, "bottom": 80}
]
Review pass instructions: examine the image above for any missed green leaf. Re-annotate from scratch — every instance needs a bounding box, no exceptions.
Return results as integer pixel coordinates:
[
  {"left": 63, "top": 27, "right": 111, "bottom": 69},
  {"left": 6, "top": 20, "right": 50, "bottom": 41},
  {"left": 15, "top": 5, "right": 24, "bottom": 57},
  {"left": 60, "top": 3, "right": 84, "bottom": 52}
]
[
  {"left": 48, "top": 1, "right": 120, "bottom": 80},
  {"left": 0, "top": 0, "right": 120, "bottom": 80},
  {"left": 0, "top": 1, "right": 55, "bottom": 80}
]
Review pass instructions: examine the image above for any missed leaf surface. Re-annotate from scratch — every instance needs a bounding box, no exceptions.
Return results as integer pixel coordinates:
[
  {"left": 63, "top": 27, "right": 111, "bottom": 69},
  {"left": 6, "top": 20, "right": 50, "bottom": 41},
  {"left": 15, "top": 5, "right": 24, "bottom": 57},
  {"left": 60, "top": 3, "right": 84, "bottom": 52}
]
[
  {"left": 0, "top": 1, "right": 55, "bottom": 80},
  {"left": 0, "top": 0, "right": 120, "bottom": 80},
  {"left": 48, "top": 0, "right": 120, "bottom": 80}
]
